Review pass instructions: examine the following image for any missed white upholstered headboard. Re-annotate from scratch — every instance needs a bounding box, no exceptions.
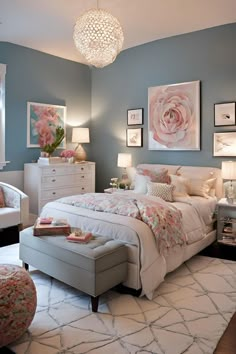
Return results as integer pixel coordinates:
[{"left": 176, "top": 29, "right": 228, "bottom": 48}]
[{"left": 130, "top": 164, "right": 223, "bottom": 199}]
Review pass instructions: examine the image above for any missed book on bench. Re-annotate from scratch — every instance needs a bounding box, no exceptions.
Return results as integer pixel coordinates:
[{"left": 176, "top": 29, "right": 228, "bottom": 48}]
[
  {"left": 33, "top": 217, "right": 71, "bottom": 236},
  {"left": 66, "top": 230, "right": 92, "bottom": 243}
]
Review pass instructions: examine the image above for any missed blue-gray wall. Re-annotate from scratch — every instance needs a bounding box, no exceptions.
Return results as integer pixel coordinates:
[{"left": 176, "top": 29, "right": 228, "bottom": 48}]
[
  {"left": 1, "top": 23, "right": 235, "bottom": 192},
  {"left": 0, "top": 42, "right": 91, "bottom": 171},
  {"left": 91, "top": 23, "right": 236, "bottom": 191}
]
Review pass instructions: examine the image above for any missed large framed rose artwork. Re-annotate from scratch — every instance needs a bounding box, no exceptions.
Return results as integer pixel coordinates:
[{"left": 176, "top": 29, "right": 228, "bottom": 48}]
[{"left": 148, "top": 80, "right": 200, "bottom": 150}]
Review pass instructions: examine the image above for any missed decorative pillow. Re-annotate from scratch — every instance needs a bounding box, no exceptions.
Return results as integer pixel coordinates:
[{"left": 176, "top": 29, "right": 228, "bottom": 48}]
[
  {"left": 170, "top": 174, "right": 189, "bottom": 197},
  {"left": 147, "top": 182, "right": 175, "bottom": 202},
  {"left": 187, "top": 178, "right": 216, "bottom": 198},
  {"left": 0, "top": 187, "right": 5, "bottom": 207},
  {"left": 134, "top": 168, "right": 171, "bottom": 194}
]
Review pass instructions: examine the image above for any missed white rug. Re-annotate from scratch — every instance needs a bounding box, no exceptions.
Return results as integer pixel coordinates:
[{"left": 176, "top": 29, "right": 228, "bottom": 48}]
[{"left": 1, "top": 244, "right": 236, "bottom": 354}]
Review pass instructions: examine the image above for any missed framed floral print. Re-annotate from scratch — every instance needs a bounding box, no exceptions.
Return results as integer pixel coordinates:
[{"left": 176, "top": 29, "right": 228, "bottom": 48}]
[
  {"left": 27, "top": 102, "right": 66, "bottom": 148},
  {"left": 148, "top": 80, "right": 200, "bottom": 150},
  {"left": 126, "top": 128, "right": 143, "bottom": 147}
]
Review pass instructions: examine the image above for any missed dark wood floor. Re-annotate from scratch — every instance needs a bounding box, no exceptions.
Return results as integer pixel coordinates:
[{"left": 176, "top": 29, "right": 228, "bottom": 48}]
[{"left": 200, "top": 241, "right": 236, "bottom": 353}]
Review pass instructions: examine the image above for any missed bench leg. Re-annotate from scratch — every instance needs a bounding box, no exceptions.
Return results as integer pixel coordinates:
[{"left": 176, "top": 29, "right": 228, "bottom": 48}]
[{"left": 91, "top": 296, "right": 99, "bottom": 312}]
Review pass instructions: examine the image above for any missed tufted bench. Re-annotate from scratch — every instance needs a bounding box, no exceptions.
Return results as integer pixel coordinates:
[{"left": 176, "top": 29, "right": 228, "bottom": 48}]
[{"left": 19, "top": 227, "right": 127, "bottom": 312}]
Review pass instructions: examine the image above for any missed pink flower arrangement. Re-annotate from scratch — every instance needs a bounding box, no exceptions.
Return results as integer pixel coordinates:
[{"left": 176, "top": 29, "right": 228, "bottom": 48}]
[{"left": 60, "top": 150, "right": 76, "bottom": 158}]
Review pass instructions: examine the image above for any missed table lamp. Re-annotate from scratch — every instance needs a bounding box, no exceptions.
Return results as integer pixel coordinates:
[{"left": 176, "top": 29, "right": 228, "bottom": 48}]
[
  {"left": 72, "top": 127, "right": 90, "bottom": 161},
  {"left": 221, "top": 161, "right": 236, "bottom": 203},
  {"left": 117, "top": 153, "right": 132, "bottom": 187}
]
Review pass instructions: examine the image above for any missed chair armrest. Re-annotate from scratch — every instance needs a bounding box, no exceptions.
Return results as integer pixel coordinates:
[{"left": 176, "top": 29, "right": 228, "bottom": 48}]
[{"left": 0, "top": 182, "right": 29, "bottom": 226}]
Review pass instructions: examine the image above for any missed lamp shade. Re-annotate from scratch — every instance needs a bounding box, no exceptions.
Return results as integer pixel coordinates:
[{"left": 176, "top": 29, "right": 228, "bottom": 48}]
[
  {"left": 117, "top": 153, "right": 132, "bottom": 168},
  {"left": 221, "top": 161, "right": 236, "bottom": 180},
  {"left": 72, "top": 128, "right": 90, "bottom": 143}
]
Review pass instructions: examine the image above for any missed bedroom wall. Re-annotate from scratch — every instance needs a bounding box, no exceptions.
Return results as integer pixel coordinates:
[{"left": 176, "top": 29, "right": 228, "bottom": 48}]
[
  {"left": 91, "top": 23, "right": 236, "bottom": 192},
  {"left": 0, "top": 42, "right": 91, "bottom": 188}
]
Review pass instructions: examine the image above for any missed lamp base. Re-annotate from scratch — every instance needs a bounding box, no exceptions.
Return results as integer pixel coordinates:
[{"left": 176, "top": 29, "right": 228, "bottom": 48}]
[{"left": 75, "top": 144, "right": 87, "bottom": 162}]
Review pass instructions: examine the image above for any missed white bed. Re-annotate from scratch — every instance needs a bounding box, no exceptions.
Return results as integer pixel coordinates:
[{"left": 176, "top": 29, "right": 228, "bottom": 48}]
[{"left": 40, "top": 164, "right": 223, "bottom": 299}]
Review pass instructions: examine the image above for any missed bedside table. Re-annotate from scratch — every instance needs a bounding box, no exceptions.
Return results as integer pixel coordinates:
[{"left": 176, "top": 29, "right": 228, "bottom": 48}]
[
  {"left": 217, "top": 198, "right": 236, "bottom": 247},
  {"left": 104, "top": 188, "right": 117, "bottom": 193}
]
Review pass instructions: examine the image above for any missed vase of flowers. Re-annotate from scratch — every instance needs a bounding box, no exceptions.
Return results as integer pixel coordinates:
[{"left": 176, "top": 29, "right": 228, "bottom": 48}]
[
  {"left": 60, "top": 149, "right": 77, "bottom": 163},
  {"left": 40, "top": 126, "right": 65, "bottom": 156}
]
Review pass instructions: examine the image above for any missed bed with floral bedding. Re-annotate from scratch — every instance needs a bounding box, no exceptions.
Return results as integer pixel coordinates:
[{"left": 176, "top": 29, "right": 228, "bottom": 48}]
[{"left": 40, "top": 164, "right": 223, "bottom": 299}]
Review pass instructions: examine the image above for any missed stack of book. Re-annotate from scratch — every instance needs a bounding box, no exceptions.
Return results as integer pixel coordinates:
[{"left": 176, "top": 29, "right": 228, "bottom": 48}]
[
  {"left": 66, "top": 229, "right": 92, "bottom": 243},
  {"left": 33, "top": 217, "right": 71, "bottom": 236},
  {"left": 38, "top": 157, "right": 63, "bottom": 165}
]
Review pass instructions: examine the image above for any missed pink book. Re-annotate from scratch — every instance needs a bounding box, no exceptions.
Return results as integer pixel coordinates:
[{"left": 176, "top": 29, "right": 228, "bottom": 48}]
[{"left": 66, "top": 232, "right": 92, "bottom": 243}]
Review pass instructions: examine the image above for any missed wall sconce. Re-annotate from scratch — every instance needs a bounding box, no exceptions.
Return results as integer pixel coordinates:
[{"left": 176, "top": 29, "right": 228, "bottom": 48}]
[
  {"left": 72, "top": 127, "right": 90, "bottom": 161},
  {"left": 221, "top": 160, "right": 236, "bottom": 203}
]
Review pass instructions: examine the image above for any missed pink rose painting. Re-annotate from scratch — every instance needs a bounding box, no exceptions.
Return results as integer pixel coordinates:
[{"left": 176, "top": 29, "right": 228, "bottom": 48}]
[
  {"left": 27, "top": 102, "right": 66, "bottom": 149},
  {"left": 148, "top": 81, "right": 200, "bottom": 150}
]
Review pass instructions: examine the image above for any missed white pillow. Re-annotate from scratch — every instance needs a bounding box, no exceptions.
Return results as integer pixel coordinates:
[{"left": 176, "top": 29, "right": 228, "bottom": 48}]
[
  {"left": 134, "top": 168, "right": 170, "bottom": 194},
  {"left": 147, "top": 182, "right": 175, "bottom": 202},
  {"left": 187, "top": 178, "right": 216, "bottom": 198},
  {"left": 170, "top": 174, "right": 189, "bottom": 197}
]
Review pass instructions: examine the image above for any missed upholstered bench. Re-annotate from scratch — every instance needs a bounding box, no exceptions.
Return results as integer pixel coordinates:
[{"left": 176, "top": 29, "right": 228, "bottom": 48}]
[{"left": 19, "top": 227, "right": 128, "bottom": 312}]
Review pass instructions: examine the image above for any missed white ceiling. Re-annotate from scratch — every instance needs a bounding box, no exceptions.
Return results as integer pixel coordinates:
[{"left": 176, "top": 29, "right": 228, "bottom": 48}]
[{"left": 0, "top": 0, "right": 235, "bottom": 65}]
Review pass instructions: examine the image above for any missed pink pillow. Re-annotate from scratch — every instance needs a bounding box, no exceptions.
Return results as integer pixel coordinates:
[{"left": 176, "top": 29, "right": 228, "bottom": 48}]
[
  {"left": 0, "top": 187, "right": 5, "bottom": 208},
  {"left": 134, "top": 168, "right": 171, "bottom": 194}
]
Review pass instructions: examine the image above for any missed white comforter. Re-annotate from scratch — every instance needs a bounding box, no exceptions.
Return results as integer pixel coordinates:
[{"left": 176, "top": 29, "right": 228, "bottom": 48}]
[{"left": 40, "top": 193, "right": 216, "bottom": 299}]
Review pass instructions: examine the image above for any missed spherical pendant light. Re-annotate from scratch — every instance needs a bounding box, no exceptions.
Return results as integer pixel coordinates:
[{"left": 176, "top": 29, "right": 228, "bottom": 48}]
[{"left": 73, "top": 8, "right": 124, "bottom": 68}]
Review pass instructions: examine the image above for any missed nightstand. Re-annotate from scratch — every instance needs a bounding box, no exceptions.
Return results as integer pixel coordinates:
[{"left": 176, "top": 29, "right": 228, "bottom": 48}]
[
  {"left": 217, "top": 198, "right": 236, "bottom": 247},
  {"left": 104, "top": 188, "right": 127, "bottom": 194}
]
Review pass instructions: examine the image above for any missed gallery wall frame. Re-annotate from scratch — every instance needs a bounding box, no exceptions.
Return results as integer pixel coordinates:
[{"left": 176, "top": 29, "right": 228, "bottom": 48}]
[
  {"left": 213, "top": 132, "right": 236, "bottom": 156},
  {"left": 214, "top": 102, "right": 236, "bottom": 126},
  {"left": 148, "top": 80, "right": 200, "bottom": 151},
  {"left": 127, "top": 108, "right": 144, "bottom": 126},
  {"left": 126, "top": 128, "right": 143, "bottom": 147},
  {"left": 27, "top": 102, "right": 66, "bottom": 148}
]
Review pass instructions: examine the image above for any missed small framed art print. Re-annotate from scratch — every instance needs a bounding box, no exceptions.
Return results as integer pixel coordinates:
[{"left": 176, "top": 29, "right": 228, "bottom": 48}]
[
  {"left": 126, "top": 128, "right": 143, "bottom": 147},
  {"left": 214, "top": 102, "right": 236, "bottom": 126},
  {"left": 127, "top": 108, "right": 143, "bottom": 125},
  {"left": 213, "top": 132, "right": 236, "bottom": 156}
]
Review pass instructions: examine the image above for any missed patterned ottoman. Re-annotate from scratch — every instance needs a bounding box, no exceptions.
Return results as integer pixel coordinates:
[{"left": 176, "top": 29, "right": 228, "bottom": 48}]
[{"left": 0, "top": 264, "right": 37, "bottom": 348}]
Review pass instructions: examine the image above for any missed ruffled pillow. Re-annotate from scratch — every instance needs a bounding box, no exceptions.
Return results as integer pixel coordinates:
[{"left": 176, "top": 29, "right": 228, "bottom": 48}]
[
  {"left": 147, "top": 182, "right": 175, "bottom": 202},
  {"left": 0, "top": 187, "right": 5, "bottom": 207},
  {"left": 134, "top": 168, "right": 171, "bottom": 194}
]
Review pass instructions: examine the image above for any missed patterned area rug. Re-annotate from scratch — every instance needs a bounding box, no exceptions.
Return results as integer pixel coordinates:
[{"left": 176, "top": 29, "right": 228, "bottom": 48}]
[{"left": 1, "top": 244, "right": 236, "bottom": 354}]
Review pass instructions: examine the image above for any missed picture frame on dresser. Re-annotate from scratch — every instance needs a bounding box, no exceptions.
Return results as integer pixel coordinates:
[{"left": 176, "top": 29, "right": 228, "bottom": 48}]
[
  {"left": 27, "top": 101, "right": 66, "bottom": 148},
  {"left": 214, "top": 102, "right": 236, "bottom": 126},
  {"left": 127, "top": 108, "right": 143, "bottom": 125}
]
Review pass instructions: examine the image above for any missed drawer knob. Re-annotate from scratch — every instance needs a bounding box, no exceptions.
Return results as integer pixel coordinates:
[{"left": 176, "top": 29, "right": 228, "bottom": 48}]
[
  {"left": 82, "top": 187, "right": 85, "bottom": 190},
  {"left": 52, "top": 179, "right": 56, "bottom": 182},
  {"left": 81, "top": 175, "right": 85, "bottom": 178},
  {"left": 52, "top": 192, "right": 56, "bottom": 195},
  {"left": 81, "top": 167, "right": 84, "bottom": 171}
]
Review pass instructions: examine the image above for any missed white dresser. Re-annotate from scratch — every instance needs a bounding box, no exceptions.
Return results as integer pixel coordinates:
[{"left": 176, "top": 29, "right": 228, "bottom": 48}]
[{"left": 24, "top": 162, "right": 95, "bottom": 215}]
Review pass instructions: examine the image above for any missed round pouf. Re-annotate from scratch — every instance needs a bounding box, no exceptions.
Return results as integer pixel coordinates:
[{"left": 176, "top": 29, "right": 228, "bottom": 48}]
[{"left": 0, "top": 264, "right": 37, "bottom": 348}]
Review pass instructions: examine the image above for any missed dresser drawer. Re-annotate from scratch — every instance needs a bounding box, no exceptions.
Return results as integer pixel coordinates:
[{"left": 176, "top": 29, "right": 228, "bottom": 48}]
[
  {"left": 41, "top": 173, "right": 90, "bottom": 189},
  {"left": 41, "top": 185, "right": 91, "bottom": 200},
  {"left": 41, "top": 164, "right": 89, "bottom": 176}
]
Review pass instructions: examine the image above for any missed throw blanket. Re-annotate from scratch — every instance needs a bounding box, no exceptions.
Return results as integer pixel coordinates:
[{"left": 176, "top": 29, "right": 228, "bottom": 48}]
[{"left": 58, "top": 193, "right": 187, "bottom": 254}]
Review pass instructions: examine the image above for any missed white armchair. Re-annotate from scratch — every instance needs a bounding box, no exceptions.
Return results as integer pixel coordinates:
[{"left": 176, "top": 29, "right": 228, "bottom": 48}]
[{"left": 0, "top": 182, "right": 29, "bottom": 246}]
